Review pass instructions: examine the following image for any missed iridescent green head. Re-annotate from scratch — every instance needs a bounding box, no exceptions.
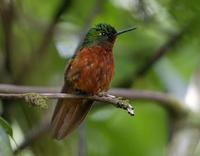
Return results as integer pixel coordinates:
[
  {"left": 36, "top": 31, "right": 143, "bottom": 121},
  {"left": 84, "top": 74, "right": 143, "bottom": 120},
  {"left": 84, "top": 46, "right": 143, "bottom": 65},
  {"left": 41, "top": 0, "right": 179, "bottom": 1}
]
[{"left": 82, "top": 23, "right": 136, "bottom": 47}]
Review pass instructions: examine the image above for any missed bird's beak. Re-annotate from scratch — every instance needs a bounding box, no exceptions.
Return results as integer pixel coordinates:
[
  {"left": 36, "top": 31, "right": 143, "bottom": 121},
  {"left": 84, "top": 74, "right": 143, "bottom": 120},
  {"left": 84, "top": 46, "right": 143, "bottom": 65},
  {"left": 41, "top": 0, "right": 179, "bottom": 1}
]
[{"left": 115, "top": 27, "right": 136, "bottom": 36}]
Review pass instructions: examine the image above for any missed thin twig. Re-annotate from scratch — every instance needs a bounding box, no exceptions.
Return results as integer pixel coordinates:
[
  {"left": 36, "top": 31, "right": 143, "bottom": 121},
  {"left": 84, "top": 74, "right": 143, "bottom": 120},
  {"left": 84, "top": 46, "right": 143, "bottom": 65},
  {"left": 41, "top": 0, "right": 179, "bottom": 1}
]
[
  {"left": 74, "top": 0, "right": 105, "bottom": 53},
  {"left": 110, "top": 89, "right": 187, "bottom": 116},
  {"left": 118, "top": 25, "right": 190, "bottom": 88},
  {"left": 15, "top": 0, "right": 72, "bottom": 82},
  {"left": 36, "top": 0, "right": 72, "bottom": 55},
  {"left": 134, "top": 30, "right": 187, "bottom": 79},
  {"left": 136, "top": 0, "right": 151, "bottom": 22},
  {"left": 14, "top": 121, "right": 50, "bottom": 154},
  {"left": 78, "top": 123, "right": 86, "bottom": 156},
  {"left": 0, "top": 0, "right": 14, "bottom": 75}
]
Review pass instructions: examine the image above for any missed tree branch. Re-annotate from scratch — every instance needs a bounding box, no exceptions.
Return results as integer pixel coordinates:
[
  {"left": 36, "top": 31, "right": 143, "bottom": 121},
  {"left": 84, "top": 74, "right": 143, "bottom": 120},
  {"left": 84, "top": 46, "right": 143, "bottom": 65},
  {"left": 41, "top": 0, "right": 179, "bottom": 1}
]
[
  {"left": 0, "top": 0, "right": 15, "bottom": 75},
  {"left": 78, "top": 123, "right": 86, "bottom": 156},
  {"left": 74, "top": 0, "right": 105, "bottom": 53},
  {"left": 0, "top": 84, "right": 187, "bottom": 116},
  {"left": 133, "top": 29, "right": 187, "bottom": 80},
  {"left": 118, "top": 24, "right": 190, "bottom": 88},
  {"left": 14, "top": 121, "right": 50, "bottom": 154},
  {"left": 0, "top": 84, "right": 187, "bottom": 154},
  {"left": 15, "top": 0, "right": 72, "bottom": 82},
  {"left": 0, "top": 92, "right": 135, "bottom": 116}
]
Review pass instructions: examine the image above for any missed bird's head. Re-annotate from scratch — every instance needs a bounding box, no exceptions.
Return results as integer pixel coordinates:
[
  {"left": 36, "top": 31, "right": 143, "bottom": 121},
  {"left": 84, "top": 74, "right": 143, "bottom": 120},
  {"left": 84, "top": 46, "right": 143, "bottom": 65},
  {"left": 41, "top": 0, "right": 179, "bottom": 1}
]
[{"left": 82, "top": 23, "right": 136, "bottom": 47}]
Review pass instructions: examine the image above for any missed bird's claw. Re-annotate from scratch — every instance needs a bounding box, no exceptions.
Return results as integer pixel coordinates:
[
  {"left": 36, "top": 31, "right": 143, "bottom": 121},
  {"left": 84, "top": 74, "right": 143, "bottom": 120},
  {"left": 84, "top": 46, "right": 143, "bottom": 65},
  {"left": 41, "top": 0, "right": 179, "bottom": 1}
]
[{"left": 98, "top": 92, "right": 116, "bottom": 98}]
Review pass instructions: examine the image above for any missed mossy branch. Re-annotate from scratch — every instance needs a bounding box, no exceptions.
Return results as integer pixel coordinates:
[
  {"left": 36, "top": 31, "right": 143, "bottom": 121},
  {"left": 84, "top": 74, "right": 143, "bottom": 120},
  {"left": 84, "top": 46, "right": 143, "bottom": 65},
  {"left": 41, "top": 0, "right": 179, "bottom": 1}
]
[
  {"left": 0, "top": 84, "right": 189, "bottom": 116},
  {"left": 0, "top": 92, "right": 135, "bottom": 116}
]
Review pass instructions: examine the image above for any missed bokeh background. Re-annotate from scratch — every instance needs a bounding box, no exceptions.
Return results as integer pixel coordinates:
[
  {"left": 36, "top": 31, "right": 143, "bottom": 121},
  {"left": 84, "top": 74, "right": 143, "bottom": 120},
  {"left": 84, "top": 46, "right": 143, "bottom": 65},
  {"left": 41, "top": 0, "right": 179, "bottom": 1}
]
[{"left": 0, "top": 0, "right": 200, "bottom": 156}]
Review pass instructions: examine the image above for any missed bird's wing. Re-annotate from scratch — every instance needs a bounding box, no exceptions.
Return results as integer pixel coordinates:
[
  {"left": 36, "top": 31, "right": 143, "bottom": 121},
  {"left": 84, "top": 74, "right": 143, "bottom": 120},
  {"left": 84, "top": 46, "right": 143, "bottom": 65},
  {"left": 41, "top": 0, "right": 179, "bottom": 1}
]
[
  {"left": 51, "top": 47, "right": 93, "bottom": 139},
  {"left": 51, "top": 83, "right": 93, "bottom": 139}
]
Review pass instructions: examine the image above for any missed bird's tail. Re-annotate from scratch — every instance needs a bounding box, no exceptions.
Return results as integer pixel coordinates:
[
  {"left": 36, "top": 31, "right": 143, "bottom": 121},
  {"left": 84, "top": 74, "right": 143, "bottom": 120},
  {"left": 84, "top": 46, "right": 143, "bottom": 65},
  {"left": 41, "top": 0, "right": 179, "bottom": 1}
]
[{"left": 51, "top": 84, "right": 93, "bottom": 139}]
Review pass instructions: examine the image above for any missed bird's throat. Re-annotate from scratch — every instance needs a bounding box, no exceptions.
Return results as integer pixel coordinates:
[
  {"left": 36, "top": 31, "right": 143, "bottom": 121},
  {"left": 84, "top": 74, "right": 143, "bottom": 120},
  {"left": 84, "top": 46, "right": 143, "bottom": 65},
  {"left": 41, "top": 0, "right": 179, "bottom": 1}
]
[{"left": 98, "top": 41, "right": 115, "bottom": 52}]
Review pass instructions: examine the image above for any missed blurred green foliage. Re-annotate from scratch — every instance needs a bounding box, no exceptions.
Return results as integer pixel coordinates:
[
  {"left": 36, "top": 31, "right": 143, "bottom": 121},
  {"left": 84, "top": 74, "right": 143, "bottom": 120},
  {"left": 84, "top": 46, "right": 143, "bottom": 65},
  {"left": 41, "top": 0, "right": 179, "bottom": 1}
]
[
  {"left": 0, "top": 125, "right": 13, "bottom": 156},
  {"left": 0, "top": 0, "right": 200, "bottom": 156}
]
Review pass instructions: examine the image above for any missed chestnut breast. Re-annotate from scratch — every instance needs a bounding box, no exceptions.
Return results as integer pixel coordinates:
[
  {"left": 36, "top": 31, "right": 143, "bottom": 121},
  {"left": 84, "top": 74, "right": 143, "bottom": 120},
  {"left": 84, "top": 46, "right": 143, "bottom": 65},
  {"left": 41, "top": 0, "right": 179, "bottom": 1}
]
[{"left": 66, "top": 45, "right": 114, "bottom": 94}]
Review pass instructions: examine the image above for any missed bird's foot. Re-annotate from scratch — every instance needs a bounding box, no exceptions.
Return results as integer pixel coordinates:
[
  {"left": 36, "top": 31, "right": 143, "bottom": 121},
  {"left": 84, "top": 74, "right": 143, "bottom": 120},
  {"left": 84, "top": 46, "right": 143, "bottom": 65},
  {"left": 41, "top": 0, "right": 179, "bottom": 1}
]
[
  {"left": 98, "top": 92, "right": 116, "bottom": 98},
  {"left": 75, "top": 89, "right": 91, "bottom": 96},
  {"left": 98, "top": 92, "right": 135, "bottom": 116}
]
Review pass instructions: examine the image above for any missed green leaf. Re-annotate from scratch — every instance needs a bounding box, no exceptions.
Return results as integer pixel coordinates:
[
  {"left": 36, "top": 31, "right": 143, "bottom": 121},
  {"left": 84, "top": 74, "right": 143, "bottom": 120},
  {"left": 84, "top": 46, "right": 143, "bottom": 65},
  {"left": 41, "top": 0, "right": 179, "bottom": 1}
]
[
  {"left": 0, "top": 117, "right": 17, "bottom": 152},
  {"left": 0, "top": 117, "right": 13, "bottom": 138},
  {"left": 0, "top": 125, "right": 13, "bottom": 156}
]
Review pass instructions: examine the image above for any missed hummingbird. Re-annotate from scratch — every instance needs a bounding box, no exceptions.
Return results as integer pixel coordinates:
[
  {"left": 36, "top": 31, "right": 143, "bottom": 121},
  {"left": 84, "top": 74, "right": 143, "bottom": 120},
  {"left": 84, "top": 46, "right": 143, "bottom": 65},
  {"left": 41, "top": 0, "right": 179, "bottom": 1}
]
[{"left": 51, "top": 23, "right": 136, "bottom": 139}]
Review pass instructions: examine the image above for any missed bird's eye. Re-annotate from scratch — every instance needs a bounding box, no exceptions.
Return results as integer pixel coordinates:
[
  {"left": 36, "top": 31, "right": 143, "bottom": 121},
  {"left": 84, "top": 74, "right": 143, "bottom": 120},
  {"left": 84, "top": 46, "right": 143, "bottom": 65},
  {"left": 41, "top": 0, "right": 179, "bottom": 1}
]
[{"left": 99, "top": 32, "right": 106, "bottom": 36}]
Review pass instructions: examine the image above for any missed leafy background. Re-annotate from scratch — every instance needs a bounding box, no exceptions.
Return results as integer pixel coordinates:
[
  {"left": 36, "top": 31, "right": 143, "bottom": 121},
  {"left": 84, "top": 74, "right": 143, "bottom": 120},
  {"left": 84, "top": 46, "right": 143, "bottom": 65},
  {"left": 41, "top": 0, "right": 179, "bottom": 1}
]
[{"left": 0, "top": 0, "right": 200, "bottom": 156}]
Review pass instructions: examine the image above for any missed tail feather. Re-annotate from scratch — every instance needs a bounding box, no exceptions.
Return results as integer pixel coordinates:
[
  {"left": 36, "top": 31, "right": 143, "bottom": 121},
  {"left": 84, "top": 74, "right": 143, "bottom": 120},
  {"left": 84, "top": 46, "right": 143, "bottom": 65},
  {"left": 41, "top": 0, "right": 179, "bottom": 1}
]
[{"left": 51, "top": 84, "right": 93, "bottom": 139}]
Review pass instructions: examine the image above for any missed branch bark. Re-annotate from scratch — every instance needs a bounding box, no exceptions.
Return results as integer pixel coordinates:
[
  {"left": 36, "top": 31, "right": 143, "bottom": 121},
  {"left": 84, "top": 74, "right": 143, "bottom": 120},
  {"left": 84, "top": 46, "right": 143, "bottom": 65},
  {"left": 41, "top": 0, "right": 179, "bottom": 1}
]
[
  {"left": 0, "top": 84, "right": 187, "bottom": 116},
  {"left": 0, "top": 84, "right": 188, "bottom": 154},
  {"left": 0, "top": 92, "right": 135, "bottom": 116}
]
